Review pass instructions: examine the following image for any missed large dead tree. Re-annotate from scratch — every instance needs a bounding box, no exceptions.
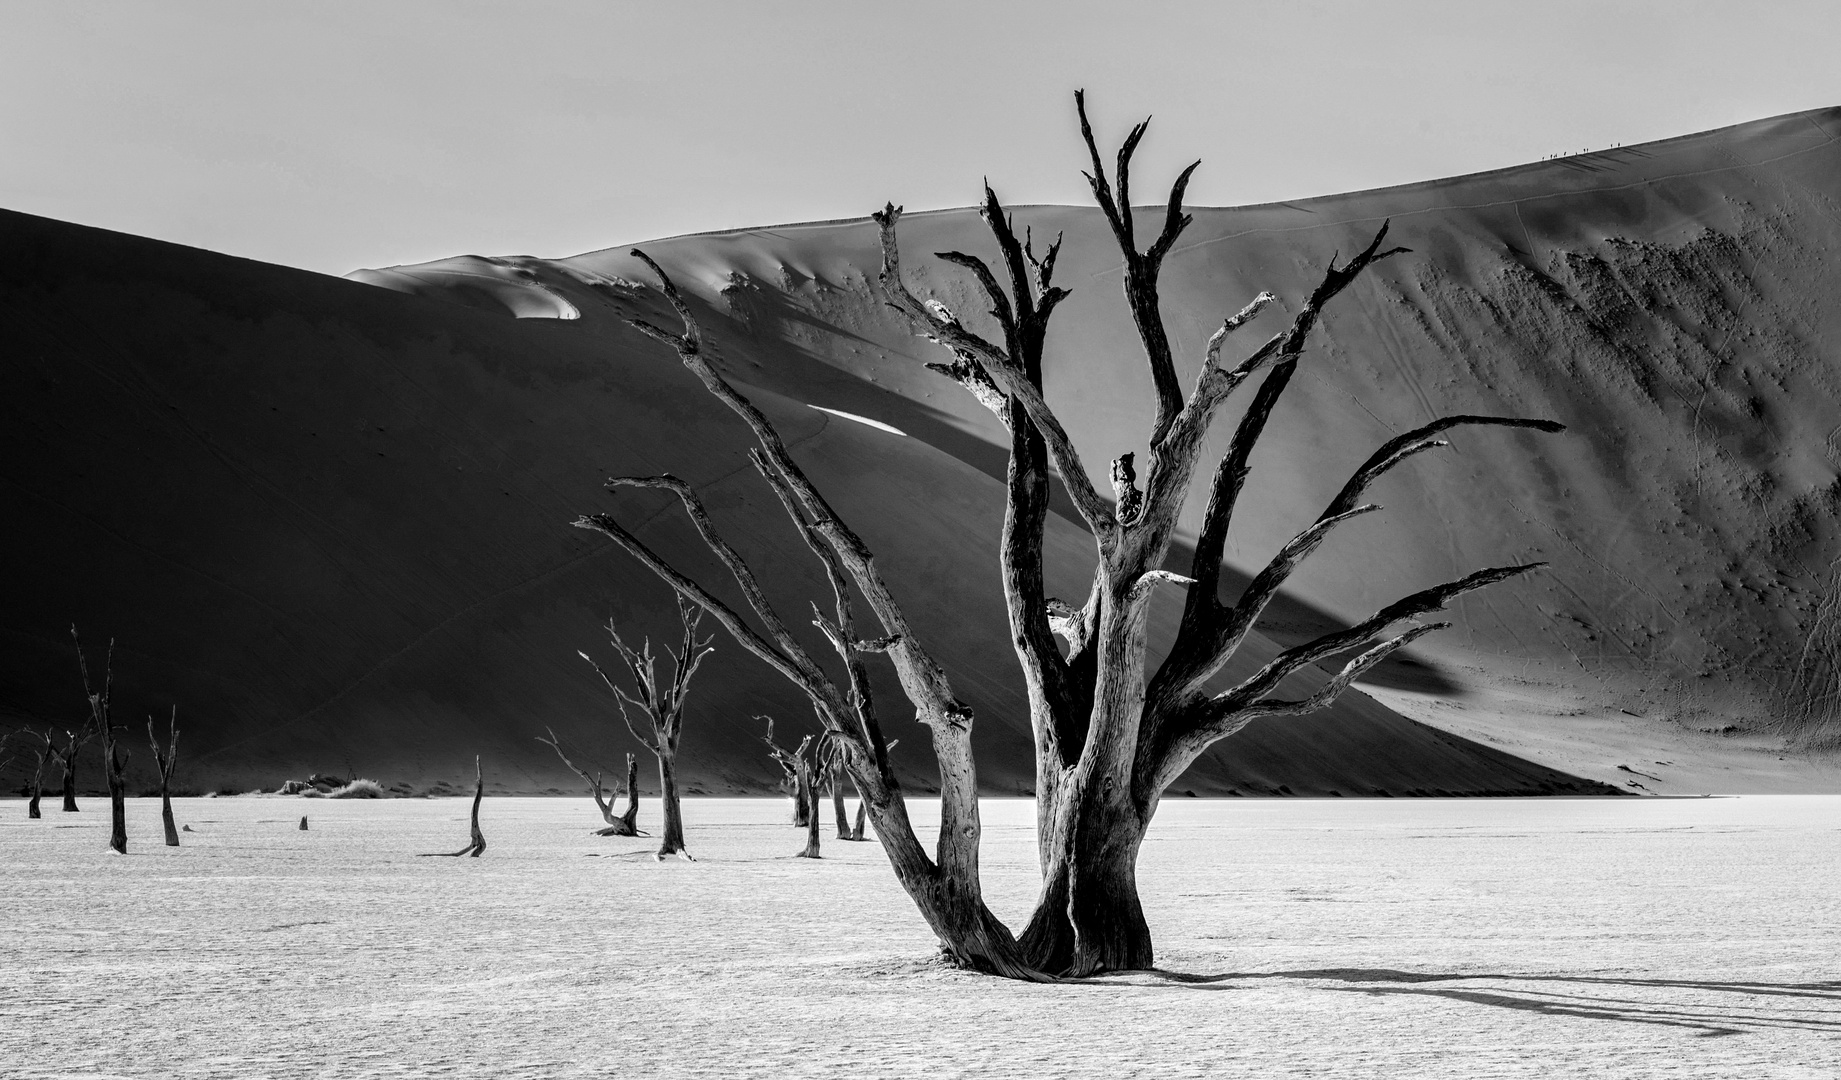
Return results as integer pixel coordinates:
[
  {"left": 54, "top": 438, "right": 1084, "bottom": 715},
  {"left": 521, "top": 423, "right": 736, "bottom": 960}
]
[
  {"left": 575, "top": 92, "right": 1561, "bottom": 978},
  {"left": 539, "top": 726, "right": 642, "bottom": 836},
  {"left": 147, "top": 707, "right": 181, "bottom": 847},
  {"left": 577, "top": 597, "right": 714, "bottom": 860},
  {"left": 73, "top": 628, "right": 127, "bottom": 855}
]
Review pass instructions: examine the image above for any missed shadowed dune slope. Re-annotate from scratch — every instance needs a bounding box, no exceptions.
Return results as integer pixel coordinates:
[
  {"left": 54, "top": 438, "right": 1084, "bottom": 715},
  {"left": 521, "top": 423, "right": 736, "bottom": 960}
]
[
  {"left": 10, "top": 107, "right": 1841, "bottom": 797},
  {"left": 0, "top": 207, "right": 1609, "bottom": 799}
]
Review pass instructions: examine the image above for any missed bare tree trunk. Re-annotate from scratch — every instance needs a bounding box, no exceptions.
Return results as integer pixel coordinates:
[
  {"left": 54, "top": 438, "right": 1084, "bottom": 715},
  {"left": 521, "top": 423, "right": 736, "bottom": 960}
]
[
  {"left": 105, "top": 746, "right": 127, "bottom": 855},
  {"left": 830, "top": 761, "right": 867, "bottom": 841},
  {"left": 1020, "top": 787, "right": 1153, "bottom": 973},
  {"left": 25, "top": 731, "right": 50, "bottom": 819},
  {"left": 465, "top": 760, "right": 486, "bottom": 857},
  {"left": 60, "top": 746, "right": 78, "bottom": 812},
  {"left": 72, "top": 629, "right": 124, "bottom": 854},
  {"left": 791, "top": 767, "right": 811, "bottom": 827},
  {"left": 655, "top": 750, "right": 689, "bottom": 859},
  {"left": 798, "top": 774, "right": 823, "bottom": 858},
  {"left": 160, "top": 792, "right": 179, "bottom": 846},
  {"left": 421, "top": 756, "right": 486, "bottom": 857},
  {"left": 149, "top": 707, "right": 180, "bottom": 846},
  {"left": 617, "top": 753, "right": 640, "bottom": 833}
]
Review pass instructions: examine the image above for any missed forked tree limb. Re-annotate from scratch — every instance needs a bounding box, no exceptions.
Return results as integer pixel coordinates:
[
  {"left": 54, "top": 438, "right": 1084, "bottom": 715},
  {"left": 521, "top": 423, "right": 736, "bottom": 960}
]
[
  {"left": 1074, "top": 88, "right": 1200, "bottom": 444},
  {"left": 1159, "top": 623, "right": 1449, "bottom": 787},
  {"left": 147, "top": 706, "right": 180, "bottom": 846},
  {"left": 1220, "top": 562, "right": 1545, "bottom": 712},
  {"left": 873, "top": 205, "right": 1117, "bottom": 543}
]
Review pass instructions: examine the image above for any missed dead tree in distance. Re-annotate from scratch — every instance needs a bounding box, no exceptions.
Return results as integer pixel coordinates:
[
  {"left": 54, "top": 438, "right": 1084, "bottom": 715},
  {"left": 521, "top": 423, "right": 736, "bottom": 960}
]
[
  {"left": 13, "top": 729, "right": 54, "bottom": 819},
  {"left": 421, "top": 756, "right": 486, "bottom": 857},
  {"left": 577, "top": 597, "right": 714, "bottom": 860},
  {"left": 759, "top": 716, "right": 813, "bottom": 827},
  {"left": 51, "top": 723, "right": 92, "bottom": 813},
  {"left": 828, "top": 749, "right": 869, "bottom": 842},
  {"left": 576, "top": 91, "right": 1561, "bottom": 978},
  {"left": 73, "top": 628, "right": 128, "bottom": 855},
  {"left": 538, "top": 726, "right": 642, "bottom": 836},
  {"left": 147, "top": 707, "right": 181, "bottom": 847}
]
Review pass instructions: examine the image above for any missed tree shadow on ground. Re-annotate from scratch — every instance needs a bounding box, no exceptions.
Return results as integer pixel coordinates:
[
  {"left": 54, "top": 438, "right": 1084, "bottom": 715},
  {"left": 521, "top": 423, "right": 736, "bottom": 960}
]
[{"left": 1077, "top": 968, "right": 1841, "bottom": 1037}]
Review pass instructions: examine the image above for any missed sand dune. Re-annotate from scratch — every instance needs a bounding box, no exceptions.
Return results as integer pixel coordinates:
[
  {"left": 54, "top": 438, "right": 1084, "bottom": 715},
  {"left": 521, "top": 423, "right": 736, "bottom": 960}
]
[{"left": 7, "top": 108, "right": 1841, "bottom": 796}]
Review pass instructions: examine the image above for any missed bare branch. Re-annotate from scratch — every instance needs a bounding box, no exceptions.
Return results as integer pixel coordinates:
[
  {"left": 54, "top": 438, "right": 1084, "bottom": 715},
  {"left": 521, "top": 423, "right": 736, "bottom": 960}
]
[
  {"left": 1222, "top": 562, "right": 1545, "bottom": 709},
  {"left": 873, "top": 203, "right": 1116, "bottom": 540},
  {"left": 600, "top": 475, "right": 827, "bottom": 690},
  {"left": 571, "top": 514, "right": 826, "bottom": 706}
]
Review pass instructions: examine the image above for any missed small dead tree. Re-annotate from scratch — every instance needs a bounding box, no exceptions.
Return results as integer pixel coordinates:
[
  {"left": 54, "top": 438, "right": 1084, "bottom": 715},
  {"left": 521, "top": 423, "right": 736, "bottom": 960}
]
[
  {"left": 15, "top": 729, "right": 54, "bottom": 819},
  {"left": 577, "top": 597, "right": 714, "bottom": 860},
  {"left": 829, "top": 752, "right": 868, "bottom": 842},
  {"left": 795, "top": 733, "right": 829, "bottom": 859},
  {"left": 538, "top": 726, "right": 642, "bottom": 836},
  {"left": 421, "top": 756, "right": 486, "bottom": 857},
  {"left": 759, "top": 716, "right": 813, "bottom": 827},
  {"left": 147, "top": 707, "right": 180, "bottom": 847},
  {"left": 51, "top": 724, "right": 92, "bottom": 813},
  {"left": 576, "top": 92, "right": 1561, "bottom": 978},
  {"left": 72, "top": 628, "right": 127, "bottom": 855}
]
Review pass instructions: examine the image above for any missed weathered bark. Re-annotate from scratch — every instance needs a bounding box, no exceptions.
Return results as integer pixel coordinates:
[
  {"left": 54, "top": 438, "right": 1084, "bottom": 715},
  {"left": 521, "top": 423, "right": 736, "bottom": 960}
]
[
  {"left": 577, "top": 92, "right": 1558, "bottom": 979},
  {"left": 148, "top": 707, "right": 180, "bottom": 847}
]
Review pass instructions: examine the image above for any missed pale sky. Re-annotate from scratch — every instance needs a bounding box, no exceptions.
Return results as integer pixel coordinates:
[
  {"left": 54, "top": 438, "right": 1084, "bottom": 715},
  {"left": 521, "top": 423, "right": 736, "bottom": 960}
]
[{"left": 2, "top": 0, "right": 1836, "bottom": 276}]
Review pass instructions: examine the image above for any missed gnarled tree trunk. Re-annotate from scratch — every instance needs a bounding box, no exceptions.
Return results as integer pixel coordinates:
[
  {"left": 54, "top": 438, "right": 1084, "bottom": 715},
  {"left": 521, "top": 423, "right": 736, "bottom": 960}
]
[{"left": 576, "top": 92, "right": 1559, "bottom": 979}]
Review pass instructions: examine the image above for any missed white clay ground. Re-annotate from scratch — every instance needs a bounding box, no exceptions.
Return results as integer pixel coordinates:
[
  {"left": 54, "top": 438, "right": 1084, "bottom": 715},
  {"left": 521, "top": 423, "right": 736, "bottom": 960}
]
[{"left": 3, "top": 795, "right": 1838, "bottom": 1078}]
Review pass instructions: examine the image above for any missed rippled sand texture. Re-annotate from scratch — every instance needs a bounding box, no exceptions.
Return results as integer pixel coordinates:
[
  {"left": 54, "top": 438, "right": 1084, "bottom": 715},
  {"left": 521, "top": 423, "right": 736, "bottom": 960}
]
[{"left": 4, "top": 796, "right": 1838, "bottom": 1078}]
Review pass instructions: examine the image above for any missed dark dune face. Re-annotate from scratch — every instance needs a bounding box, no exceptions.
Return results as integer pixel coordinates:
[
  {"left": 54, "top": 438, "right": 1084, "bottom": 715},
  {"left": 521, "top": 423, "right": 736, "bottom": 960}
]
[{"left": 5, "top": 108, "right": 1838, "bottom": 796}]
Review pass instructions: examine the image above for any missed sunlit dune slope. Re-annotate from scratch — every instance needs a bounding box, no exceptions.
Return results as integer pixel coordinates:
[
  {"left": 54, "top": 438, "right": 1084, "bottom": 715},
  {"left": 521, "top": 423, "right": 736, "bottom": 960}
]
[{"left": 364, "top": 107, "right": 1841, "bottom": 792}]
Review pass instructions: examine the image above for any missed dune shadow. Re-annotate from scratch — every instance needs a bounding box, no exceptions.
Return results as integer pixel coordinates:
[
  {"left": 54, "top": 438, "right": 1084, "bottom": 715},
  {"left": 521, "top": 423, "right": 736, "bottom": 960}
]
[{"left": 1086, "top": 967, "right": 1841, "bottom": 1037}]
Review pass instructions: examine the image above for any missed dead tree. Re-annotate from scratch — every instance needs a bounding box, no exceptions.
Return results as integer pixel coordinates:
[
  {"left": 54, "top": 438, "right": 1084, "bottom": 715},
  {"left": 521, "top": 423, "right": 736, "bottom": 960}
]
[
  {"left": 538, "top": 726, "right": 642, "bottom": 835},
  {"left": 575, "top": 91, "right": 1561, "bottom": 978},
  {"left": 795, "top": 733, "right": 827, "bottom": 859},
  {"left": 51, "top": 724, "right": 92, "bottom": 813},
  {"left": 759, "top": 716, "right": 813, "bottom": 827},
  {"left": 15, "top": 729, "right": 54, "bottom": 819},
  {"left": 421, "top": 756, "right": 486, "bottom": 857},
  {"left": 577, "top": 597, "right": 714, "bottom": 860},
  {"left": 73, "top": 628, "right": 127, "bottom": 855},
  {"left": 147, "top": 707, "right": 181, "bottom": 846},
  {"left": 829, "top": 755, "right": 868, "bottom": 842}
]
